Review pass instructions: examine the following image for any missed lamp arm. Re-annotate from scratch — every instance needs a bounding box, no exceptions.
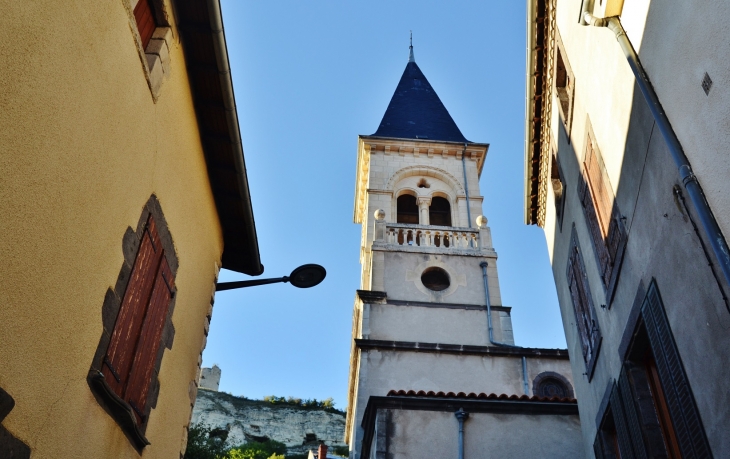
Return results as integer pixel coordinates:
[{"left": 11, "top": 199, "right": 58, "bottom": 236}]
[{"left": 215, "top": 276, "right": 290, "bottom": 291}]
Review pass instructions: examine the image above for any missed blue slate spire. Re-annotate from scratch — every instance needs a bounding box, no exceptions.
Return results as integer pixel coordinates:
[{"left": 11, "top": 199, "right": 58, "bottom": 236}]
[{"left": 372, "top": 43, "right": 468, "bottom": 143}]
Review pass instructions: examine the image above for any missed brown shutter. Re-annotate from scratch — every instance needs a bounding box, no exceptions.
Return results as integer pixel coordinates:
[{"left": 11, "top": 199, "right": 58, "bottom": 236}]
[
  {"left": 125, "top": 257, "right": 175, "bottom": 424},
  {"left": 134, "top": 0, "right": 157, "bottom": 49},
  {"left": 579, "top": 135, "right": 627, "bottom": 302},
  {"left": 103, "top": 215, "right": 163, "bottom": 396},
  {"left": 579, "top": 171, "right": 611, "bottom": 284},
  {"left": 642, "top": 281, "right": 712, "bottom": 458}
]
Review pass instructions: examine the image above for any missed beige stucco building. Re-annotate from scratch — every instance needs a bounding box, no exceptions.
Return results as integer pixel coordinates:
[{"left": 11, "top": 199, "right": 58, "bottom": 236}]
[
  {"left": 526, "top": 0, "right": 730, "bottom": 456},
  {"left": 0, "top": 1, "right": 262, "bottom": 457},
  {"left": 346, "top": 46, "right": 583, "bottom": 459}
]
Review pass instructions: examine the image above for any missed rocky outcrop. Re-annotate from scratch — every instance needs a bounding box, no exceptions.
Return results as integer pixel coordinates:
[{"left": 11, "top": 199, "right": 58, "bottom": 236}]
[{"left": 191, "top": 389, "right": 347, "bottom": 455}]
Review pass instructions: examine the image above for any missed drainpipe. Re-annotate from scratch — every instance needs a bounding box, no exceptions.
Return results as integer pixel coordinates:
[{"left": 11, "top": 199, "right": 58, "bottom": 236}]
[
  {"left": 454, "top": 408, "right": 469, "bottom": 459},
  {"left": 582, "top": 11, "right": 730, "bottom": 296},
  {"left": 522, "top": 356, "right": 530, "bottom": 396},
  {"left": 480, "top": 262, "right": 519, "bottom": 348},
  {"left": 461, "top": 143, "right": 472, "bottom": 228},
  {"left": 480, "top": 261, "right": 530, "bottom": 394}
]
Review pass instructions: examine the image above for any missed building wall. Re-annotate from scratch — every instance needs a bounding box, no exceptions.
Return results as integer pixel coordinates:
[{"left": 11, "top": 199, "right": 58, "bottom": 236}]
[
  {"left": 349, "top": 347, "right": 574, "bottom": 457},
  {"left": 538, "top": 0, "right": 730, "bottom": 456},
  {"left": 377, "top": 409, "right": 583, "bottom": 459},
  {"left": 0, "top": 1, "right": 223, "bottom": 457}
]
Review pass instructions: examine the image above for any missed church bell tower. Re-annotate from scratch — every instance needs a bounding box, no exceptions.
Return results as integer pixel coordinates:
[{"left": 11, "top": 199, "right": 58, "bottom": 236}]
[{"left": 345, "top": 43, "right": 577, "bottom": 459}]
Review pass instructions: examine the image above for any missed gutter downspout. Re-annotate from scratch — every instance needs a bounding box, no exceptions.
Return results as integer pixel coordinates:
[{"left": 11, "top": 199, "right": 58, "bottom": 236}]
[
  {"left": 206, "top": 0, "right": 263, "bottom": 275},
  {"left": 461, "top": 143, "right": 472, "bottom": 228},
  {"left": 455, "top": 408, "right": 468, "bottom": 459},
  {"left": 480, "top": 262, "right": 530, "bottom": 394},
  {"left": 522, "top": 356, "right": 530, "bottom": 395},
  {"left": 480, "top": 262, "right": 519, "bottom": 348},
  {"left": 582, "top": 12, "right": 730, "bottom": 295}
]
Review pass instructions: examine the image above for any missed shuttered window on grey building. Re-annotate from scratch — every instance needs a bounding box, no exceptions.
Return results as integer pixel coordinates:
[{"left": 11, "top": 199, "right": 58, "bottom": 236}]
[
  {"left": 594, "top": 280, "right": 712, "bottom": 458},
  {"left": 567, "top": 227, "right": 602, "bottom": 380},
  {"left": 578, "top": 133, "right": 627, "bottom": 305},
  {"left": 642, "top": 281, "right": 712, "bottom": 458}
]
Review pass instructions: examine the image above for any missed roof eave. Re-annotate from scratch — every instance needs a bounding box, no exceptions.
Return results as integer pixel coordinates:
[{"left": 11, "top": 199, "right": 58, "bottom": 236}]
[
  {"left": 174, "top": 0, "right": 263, "bottom": 275},
  {"left": 524, "top": 0, "right": 550, "bottom": 227}
]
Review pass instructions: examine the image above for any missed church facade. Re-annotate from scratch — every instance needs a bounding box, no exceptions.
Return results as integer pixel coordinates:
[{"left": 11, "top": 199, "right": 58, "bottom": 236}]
[{"left": 346, "top": 46, "right": 583, "bottom": 459}]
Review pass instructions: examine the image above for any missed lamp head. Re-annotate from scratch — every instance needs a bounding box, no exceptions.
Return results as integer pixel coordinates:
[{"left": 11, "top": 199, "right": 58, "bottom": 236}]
[{"left": 288, "top": 264, "right": 326, "bottom": 288}]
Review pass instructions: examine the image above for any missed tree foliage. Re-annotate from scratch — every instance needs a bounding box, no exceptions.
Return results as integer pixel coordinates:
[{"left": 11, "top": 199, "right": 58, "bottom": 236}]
[{"left": 184, "top": 424, "right": 229, "bottom": 459}]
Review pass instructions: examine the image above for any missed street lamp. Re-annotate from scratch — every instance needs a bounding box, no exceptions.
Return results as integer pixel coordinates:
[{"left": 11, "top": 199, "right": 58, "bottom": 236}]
[{"left": 215, "top": 264, "right": 326, "bottom": 291}]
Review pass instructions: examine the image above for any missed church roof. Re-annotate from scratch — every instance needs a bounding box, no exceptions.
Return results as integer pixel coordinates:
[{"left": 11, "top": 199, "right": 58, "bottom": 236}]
[
  {"left": 386, "top": 390, "right": 577, "bottom": 404},
  {"left": 372, "top": 52, "right": 468, "bottom": 143}
]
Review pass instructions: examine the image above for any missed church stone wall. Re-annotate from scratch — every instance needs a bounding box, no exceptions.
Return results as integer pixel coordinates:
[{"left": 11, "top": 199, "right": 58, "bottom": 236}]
[{"left": 383, "top": 409, "right": 583, "bottom": 459}]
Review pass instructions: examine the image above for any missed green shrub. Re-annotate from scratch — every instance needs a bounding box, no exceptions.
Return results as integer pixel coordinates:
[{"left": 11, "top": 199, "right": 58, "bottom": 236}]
[
  {"left": 184, "top": 424, "right": 229, "bottom": 459},
  {"left": 226, "top": 439, "right": 287, "bottom": 459}
]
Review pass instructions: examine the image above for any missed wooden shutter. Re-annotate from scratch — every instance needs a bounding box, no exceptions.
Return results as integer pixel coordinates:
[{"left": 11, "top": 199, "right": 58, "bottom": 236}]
[
  {"left": 134, "top": 0, "right": 157, "bottom": 49},
  {"left": 567, "top": 230, "right": 602, "bottom": 379},
  {"left": 579, "top": 135, "right": 627, "bottom": 303},
  {"left": 642, "top": 281, "right": 712, "bottom": 458},
  {"left": 103, "top": 215, "right": 163, "bottom": 396},
  {"left": 125, "top": 257, "right": 175, "bottom": 425}
]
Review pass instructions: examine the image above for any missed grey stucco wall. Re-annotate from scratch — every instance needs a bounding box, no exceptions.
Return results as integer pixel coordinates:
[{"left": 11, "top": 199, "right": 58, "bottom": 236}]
[
  {"left": 379, "top": 409, "right": 582, "bottom": 459},
  {"left": 546, "top": 32, "right": 730, "bottom": 459}
]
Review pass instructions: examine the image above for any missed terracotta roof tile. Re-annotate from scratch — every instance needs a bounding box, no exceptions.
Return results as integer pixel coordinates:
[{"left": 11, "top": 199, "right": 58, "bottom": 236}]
[{"left": 386, "top": 389, "right": 576, "bottom": 404}]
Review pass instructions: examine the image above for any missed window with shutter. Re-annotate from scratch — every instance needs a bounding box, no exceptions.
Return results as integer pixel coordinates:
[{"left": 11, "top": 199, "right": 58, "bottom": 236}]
[
  {"left": 600, "top": 280, "right": 713, "bottom": 458},
  {"left": 566, "top": 227, "right": 602, "bottom": 380},
  {"left": 133, "top": 0, "right": 157, "bottom": 50},
  {"left": 578, "top": 128, "right": 627, "bottom": 305},
  {"left": 641, "top": 280, "right": 712, "bottom": 458},
  {"left": 554, "top": 31, "right": 575, "bottom": 137},
  {"left": 88, "top": 196, "right": 178, "bottom": 451}
]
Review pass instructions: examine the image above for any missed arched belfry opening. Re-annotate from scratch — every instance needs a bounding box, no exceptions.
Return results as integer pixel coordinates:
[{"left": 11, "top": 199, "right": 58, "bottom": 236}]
[
  {"left": 396, "top": 194, "right": 419, "bottom": 224},
  {"left": 429, "top": 196, "right": 451, "bottom": 226}
]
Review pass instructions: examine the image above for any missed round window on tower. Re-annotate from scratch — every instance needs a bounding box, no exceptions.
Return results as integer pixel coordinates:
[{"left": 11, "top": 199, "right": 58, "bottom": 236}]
[{"left": 421, "top": 267, "right": 450, "bottom": 291}]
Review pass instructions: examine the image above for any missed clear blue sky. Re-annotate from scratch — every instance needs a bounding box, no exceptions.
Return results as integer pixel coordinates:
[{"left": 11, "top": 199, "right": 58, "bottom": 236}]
[{"left": 204, "top": 0, "right": 566, "bottom": 410}]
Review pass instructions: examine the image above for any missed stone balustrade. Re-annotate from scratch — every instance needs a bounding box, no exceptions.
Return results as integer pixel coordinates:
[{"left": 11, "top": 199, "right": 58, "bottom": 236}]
[{"left": 379, "top": 222, "right": 481, "bottom": 250}]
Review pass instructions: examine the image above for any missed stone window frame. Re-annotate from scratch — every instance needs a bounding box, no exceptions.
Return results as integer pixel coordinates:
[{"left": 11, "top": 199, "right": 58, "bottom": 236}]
[
  {"left": 532, "top": 371, "right": 574, "bottom": 399},
  {"left": 124, "top": 0, "right": 174, "bottom": 101},
  {"left": 554, "top": 29, "right": 575, "bottom": 140},
  {"left": 87, "top": 194, "right": 178, "bottom": 451}
]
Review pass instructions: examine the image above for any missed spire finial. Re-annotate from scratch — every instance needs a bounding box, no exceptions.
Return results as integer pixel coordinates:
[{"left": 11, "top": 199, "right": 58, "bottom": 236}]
[{"left": 408, "top": 31, "right": 415, "bottom": 63}]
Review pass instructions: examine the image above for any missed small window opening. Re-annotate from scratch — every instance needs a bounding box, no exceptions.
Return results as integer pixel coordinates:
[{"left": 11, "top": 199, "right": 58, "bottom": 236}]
[
  {"left": 421, "top": 267, "right": 450, "bottom": 292},
  {"left": 551, "top": 149, "right": 565, "bottom": 229},
  {"left": 429, "top": 197, "right": 452, "bottom": 226},
  {"left": 555, "top": 41, "right": 575, "bottom": 135},
  {"left": 417, "top": 179, "right": 430, "bottom": 188},
  {"left": 397, "top": 194, "right": 419, "bottom": 224}
]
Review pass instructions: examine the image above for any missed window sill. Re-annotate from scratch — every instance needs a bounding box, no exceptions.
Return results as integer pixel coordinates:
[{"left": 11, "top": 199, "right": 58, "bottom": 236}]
[{"left": 88, "top": 371, "right": 150, "bottom": 451}]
